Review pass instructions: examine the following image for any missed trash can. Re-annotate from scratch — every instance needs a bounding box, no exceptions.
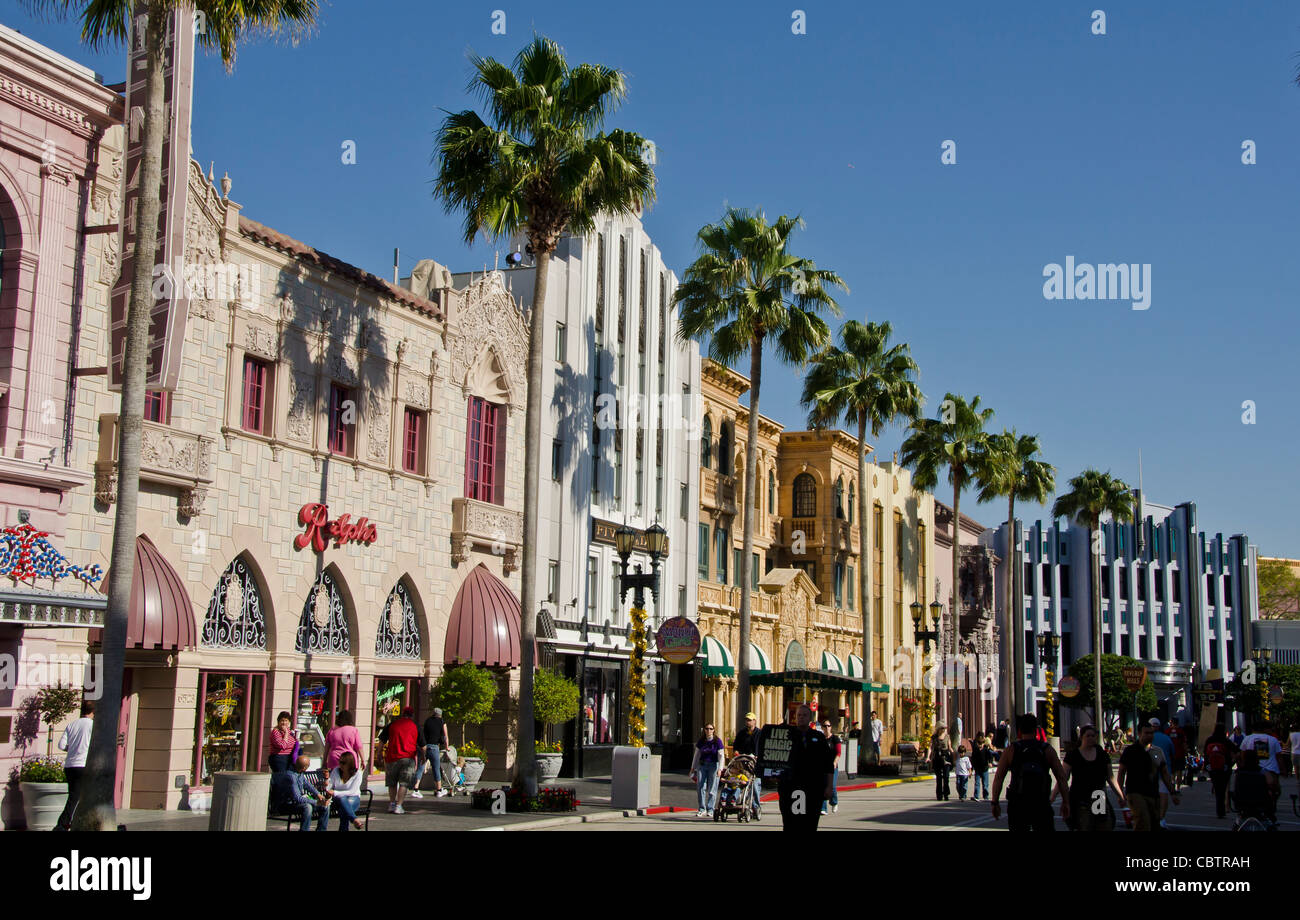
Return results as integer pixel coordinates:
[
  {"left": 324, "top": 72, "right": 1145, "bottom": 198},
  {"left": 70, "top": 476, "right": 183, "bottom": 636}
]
[
  {"left": 845, "top": 738, "right": 859, "bottom": 778},
  {"left": 208, "top": 772, "right": 272, "bottom": 831},
  {"left": 610, "top": 745, "right": 652, "bottom": 810}
]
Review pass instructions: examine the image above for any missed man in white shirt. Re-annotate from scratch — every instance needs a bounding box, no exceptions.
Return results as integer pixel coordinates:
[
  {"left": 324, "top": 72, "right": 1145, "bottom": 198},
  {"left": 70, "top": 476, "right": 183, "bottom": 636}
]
[
  {"left": 1239, "top": 721, "right": 1284, "bottom": 820},
  {"left": 55, "top": 701, "right": 94, "bottom": 831},
  {"left": 869, "top": 710, "right": 884, "bottom": 762}
]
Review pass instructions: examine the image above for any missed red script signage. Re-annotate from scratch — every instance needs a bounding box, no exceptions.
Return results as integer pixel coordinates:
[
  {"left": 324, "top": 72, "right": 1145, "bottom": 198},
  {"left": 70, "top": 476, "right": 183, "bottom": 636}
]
[{"left": 294, "top": 503, "right": 378, "bottom": 552}]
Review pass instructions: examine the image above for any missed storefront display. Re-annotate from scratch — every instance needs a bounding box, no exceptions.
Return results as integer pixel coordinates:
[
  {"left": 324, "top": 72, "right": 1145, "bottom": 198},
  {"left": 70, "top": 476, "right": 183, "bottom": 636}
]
[
  {"left": 194, "top": 672, "right": 266, "bottom": 784},
  {"left": 371, "top": 677, "right": 417, "bottom": 769}
]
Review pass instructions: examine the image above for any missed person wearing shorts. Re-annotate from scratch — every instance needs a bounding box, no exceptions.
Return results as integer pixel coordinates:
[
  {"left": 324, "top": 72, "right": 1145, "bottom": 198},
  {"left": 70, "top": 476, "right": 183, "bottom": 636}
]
[{"left": 383, "top": 706, "right": 420, "bottom": 814}]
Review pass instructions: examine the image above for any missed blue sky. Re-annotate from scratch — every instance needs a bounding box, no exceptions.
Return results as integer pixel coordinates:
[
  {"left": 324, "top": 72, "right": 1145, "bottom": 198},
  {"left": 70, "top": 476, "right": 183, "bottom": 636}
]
[{"left": 12, "top": 1, "right": 1299, "bottom": 554}]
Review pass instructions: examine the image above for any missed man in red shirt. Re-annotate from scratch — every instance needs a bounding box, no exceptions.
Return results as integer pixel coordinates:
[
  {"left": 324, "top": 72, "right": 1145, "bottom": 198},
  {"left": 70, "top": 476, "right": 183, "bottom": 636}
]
[{"left": 383, "top": 707, "right": 420, "bottom": 814}]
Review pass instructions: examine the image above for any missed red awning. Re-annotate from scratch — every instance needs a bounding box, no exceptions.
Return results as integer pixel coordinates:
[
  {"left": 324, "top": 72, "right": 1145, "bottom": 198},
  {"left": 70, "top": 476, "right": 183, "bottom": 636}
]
[
  {"left": 126, "top": 534, "right": 196, "bottom": 650},
  {"left": 444, "top": 563, "right": 525, "bottom": 668}
]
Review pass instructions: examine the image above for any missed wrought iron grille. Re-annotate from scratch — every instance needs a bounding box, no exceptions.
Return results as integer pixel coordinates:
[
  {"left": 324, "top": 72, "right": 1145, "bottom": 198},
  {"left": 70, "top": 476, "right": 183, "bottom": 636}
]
[
  {"left": 296, "top": 570, "right": 351, "bottom": 655},
  {"left": 375, "top": 581, "right": 421, "bottom": 659},
  {"left": 201, "top": 558, "right": 267, "bottom": 650}
]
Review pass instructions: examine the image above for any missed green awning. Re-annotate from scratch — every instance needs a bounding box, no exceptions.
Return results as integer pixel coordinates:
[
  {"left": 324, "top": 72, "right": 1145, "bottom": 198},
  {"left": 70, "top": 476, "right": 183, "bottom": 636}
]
[
  {"left": 700, "top": 635, "right": 735, "bottom": 677},
  {"left": 749, "top": 668, "right": 889, "bottom": 694},
  {"left": 749, "top": 642, "right": 771, "bottom": 674},
  {"left": 821, "top": 651, "right": 845, "bottom": 674},
  {"left": 847, "top": 654, "right": 866, "bottom": 679}
]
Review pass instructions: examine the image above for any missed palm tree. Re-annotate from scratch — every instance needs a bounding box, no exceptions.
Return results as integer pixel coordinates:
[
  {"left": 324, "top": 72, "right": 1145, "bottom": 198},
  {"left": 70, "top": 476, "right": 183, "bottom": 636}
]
[
  {"left": 33, "top": 0, "right": 318, "bottom": 831},
  {"left": 801, "top": 319, "right": 922, "bottom": 750},
  {"left": 434, "top": 37, "right": 654, "bottom": 793},
  {"left": 977, "top": 431, "right": 1055, "bottom": 719},
  {"left": 1052, "top": 470, "right": 1134, "bottom": 736},
  {"left": 899, "top": 393, "right": 994, "bottom": 747},
  {"left": 676, "top": 209, "right": 845, "bottom": 735}
]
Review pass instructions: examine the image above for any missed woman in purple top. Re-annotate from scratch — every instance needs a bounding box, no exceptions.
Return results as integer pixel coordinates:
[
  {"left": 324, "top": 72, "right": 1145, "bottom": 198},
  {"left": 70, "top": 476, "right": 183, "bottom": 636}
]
[
  {"left": 690, "top": 723, "right": 725, "bottom": 817},
  {"left": 325, "top": 709, "right": 365, "bottom": 774}
]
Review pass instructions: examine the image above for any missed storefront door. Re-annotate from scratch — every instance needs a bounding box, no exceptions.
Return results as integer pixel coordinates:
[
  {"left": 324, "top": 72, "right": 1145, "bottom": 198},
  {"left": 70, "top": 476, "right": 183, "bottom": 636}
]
[
  {"left": 371, "top": 677, "right": 417, "bottom": 770},
  {"left": 293, "top": 673, "right": 354, "bottom": 770},
  {"left": 114, "top": 669, "right": 132, "bottom": 809},
  {"left": 194, "top": 671, "right": 267, "bottom": 785}
]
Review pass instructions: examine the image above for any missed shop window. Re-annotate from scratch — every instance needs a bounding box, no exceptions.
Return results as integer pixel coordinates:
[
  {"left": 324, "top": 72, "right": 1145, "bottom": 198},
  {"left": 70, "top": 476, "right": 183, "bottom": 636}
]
[
  {"left": 375, "top": 581, "right": 421, "bottom": 659},
  {"left": 582, "top": 662, "right": 622, "bottom": 745},
  {"left": 241, "top": 357, "right": 270, "bottom": 434},
  {"left": 402, "top": 407, "right": 426, "bottom": 474},
  {"left": 793, "top": 473, "right": 817, "bottom": 518},
  {"left": 195, "top": 672, "right": 266, "bottom": 785},
  {"left": 294, "top": 673, "right": 355, "bottom": 768},
  {"left": 144, "top": 389, "right": 171, "bottom": 424},
  {"left": 328, "top": 383, "right": 355, "bottom": 455},
  {"left": 201, "top": 557, "right": 267, "bottom": 649},
  {"left": 372, "top": 677, "right": 415, "bottom": 769},
  {"left": 465, "top": 395, "right": 502, "bottom": 503},
  {"left": 296, "top": 570, "right": 351, "bottom": 655}
]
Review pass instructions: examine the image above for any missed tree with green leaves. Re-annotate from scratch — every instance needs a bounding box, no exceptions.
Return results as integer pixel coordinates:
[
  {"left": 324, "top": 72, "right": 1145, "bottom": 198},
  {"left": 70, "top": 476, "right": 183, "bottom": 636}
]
[
  {"left": 899, "top": 393, "right": 994, "bottom": 745},
  {"left": 533, "top": 667, "right": 579, "bottom": 750},
  {"left": 676, "top": 209, "right": 845, "bottom": 734},
  {"left": 801, "top": 319, "right": 922, "bottom": 747},
  {"left": 1061, "top": 653, "right": 1158, "bottom": 732},
  {"left": 1053, "top": 470, "right": 1134, "bottom": 740},
  {"left": 30, "top": 0, "right": 319, "bottom": 830},
  {"left": 430, "top": 663, "right": 499, "bottom": 747},
  {"left": 977, "top": 431, "right": 1055, "bottom": 717},
  {"left": 433, "top": 36, "right": 654, "bottom": 793},
  {"left": 1258, "top": 558, "right": 1300, "bottom": 620}
]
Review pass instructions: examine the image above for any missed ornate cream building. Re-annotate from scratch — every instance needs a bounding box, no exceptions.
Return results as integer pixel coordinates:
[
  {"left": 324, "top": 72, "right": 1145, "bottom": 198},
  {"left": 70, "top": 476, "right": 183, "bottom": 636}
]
[{"left": 694, "top": 359, "right": 934, "bottom": 754}]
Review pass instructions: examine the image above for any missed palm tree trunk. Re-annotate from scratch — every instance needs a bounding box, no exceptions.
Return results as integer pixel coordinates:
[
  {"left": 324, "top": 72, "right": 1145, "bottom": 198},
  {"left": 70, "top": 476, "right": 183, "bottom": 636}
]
[
  {"left": 1091, "top": 519, "right": 1104, "bottom": 733},
  {"left": 736, "top": 337, "right": 762, "bottom": 735},
  {"left": 74, "top": 8, "right": 168, "bottom": 830},
  {"left": 857, "top": 411, "right": 871, "bottom": 760},
  {"left": 514, "top": 236, "right": 552, "bottom": 795},
  {"left": 950, "top": 479, "right": 962, "bottom": 749},
  {"left": 1008, "top": 496, "right": 1021, "bottom": 718}
]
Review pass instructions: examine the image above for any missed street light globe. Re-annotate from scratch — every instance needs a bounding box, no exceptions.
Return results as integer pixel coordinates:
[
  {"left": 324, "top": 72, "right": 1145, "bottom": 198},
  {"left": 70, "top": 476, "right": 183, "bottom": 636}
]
[
  {"left": 614, "top": 522, "right": 637, "bottom": 559},
  {"left": 645, "top": 522, "right": 669, "bottom": 561}
]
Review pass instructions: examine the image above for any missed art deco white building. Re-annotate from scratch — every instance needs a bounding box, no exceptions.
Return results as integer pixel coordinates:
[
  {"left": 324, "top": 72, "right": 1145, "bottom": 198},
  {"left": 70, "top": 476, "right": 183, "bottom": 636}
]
[{"left": 446, "top": 212, "right": 701, "bottom": 775}]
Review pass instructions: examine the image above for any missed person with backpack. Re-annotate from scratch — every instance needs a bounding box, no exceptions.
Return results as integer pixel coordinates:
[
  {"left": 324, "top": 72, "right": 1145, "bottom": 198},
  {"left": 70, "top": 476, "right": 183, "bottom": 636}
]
[
  {"left": 930, "top": 726, "right": 954, "bottom": 801},
  {"left": 1202, "top": 725, "right": 1234, "bottom": 819},
  {"left": 1117, "top": 722, "right": 1181, "bottom": 831},
  {"left": 990, "top": 713, "right": 1070, "bottom": 831},
  {"left": 1238, "top": 721, "right": 1283, "bottom": 822}
]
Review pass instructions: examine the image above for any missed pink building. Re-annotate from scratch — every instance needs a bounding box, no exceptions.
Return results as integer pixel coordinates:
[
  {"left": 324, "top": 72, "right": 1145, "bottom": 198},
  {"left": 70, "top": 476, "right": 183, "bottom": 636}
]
[{"left": 0, "top": 24, "right": 122, "bottom": 807}]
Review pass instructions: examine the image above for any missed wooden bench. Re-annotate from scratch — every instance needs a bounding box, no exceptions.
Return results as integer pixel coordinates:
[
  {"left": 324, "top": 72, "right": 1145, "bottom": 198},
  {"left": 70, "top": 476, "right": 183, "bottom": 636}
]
[{"left": 267, "top": 769, "right": 373, "bottom": 831}]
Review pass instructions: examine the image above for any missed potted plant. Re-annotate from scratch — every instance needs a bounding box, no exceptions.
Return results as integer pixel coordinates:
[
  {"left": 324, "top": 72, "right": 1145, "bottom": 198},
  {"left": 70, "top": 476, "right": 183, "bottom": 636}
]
[
  {"left": 14, "top": 757, "right": 67, "bottom": 831},
  {"left": 430, "top": 663, "right": 498, "bottom": 788},
  {"left": 532, "top": 668, "right": 578, "bottom": 782}
]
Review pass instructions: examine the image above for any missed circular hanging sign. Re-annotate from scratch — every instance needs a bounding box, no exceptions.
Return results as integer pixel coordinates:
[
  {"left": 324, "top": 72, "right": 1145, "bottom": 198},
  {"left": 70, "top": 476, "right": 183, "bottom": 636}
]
[
  {"left": 1269, "top": 685, "right": 1284, "bottom": 705},
  {"left": 654, "top": 617, "right": 701, "bottom": 665},
  {"left": 1058, "top": 676, "right": 1080, "bottom": 699}
]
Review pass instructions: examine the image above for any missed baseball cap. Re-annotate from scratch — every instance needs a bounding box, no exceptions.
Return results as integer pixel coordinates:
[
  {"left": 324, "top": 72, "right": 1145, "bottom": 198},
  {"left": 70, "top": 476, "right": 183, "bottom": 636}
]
[
  {"left": 1148, "top": 717, "right": 1162, "bottom": 727},
  {"left": 744, "top": 712, "right": 757, "bottom": 720}
]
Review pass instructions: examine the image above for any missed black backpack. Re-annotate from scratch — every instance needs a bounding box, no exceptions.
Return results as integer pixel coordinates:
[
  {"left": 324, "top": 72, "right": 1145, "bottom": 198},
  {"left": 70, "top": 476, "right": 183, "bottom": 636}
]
[{"left": 1008, "top": 740, "right": 1051, "bottom": 803}]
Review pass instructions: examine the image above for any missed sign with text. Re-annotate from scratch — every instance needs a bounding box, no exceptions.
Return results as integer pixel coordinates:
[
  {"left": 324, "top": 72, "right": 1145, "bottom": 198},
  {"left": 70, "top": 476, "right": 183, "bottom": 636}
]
[
  {"left": 1121, "top": 665, "right": 1148, "bottom": 693},
  {"left": 590, "top": 519, "right": 669, "bottom": 556},
  {"left": 653, "top": 616, "right": 700, "bottom": 665},
  {"left": 293, "top": 503, "right": 378, "bottom": 552},
  {"left": 110, "top": 3, "right": 195, "bottom": 392},
  {"left": 757, "top": 724, "right": 795, "bottom": 778}
]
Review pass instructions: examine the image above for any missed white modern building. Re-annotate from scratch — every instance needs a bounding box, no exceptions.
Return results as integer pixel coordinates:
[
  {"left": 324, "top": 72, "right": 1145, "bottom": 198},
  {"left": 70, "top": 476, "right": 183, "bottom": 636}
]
[
  {"left": 986, "top": 498, "right": 1259, "bottom": 737},
  {"left": 438, "top": 212, "right": 702, "bottom": 774}
]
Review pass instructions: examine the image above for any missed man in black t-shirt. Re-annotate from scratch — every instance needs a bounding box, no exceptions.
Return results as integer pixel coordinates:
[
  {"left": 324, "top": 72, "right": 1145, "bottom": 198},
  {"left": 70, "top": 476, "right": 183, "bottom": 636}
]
[
  {"left": 776, "top": 705, "right": 834, "bottom": 831},
  {"left": 1117, "top": 723, "right": 1180, "bottom": 831},
  {"left": 990, "top": 713, "right": 1070, "bottom": 831},
  {"left": 731, "top": 712, "right": 763, "bottom": 819}
]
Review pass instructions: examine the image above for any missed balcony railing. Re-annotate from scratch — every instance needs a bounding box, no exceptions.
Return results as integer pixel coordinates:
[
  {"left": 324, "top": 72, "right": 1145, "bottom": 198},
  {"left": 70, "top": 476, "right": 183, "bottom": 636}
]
[
  {"left": 94, "top": 414, "right": 215, "bottom": 517},
  {"left": 789, "top": 518, "right": 816, "bottom": 549},
  {"left": 701, "top": 468, "right": 737, "bottom": 514},
  {"left": 451, "top": 496, "right": 523, "bottom": 573}
]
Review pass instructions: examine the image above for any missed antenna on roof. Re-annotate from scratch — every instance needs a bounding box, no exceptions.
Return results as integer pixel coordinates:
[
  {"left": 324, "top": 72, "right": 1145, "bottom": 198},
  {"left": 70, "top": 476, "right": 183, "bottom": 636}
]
[{"left": 393, "top": 248, "right": 399, "bottom": 285}]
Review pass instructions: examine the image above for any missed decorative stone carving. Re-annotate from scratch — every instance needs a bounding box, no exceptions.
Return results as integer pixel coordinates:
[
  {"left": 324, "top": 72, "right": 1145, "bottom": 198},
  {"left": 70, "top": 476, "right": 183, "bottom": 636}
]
[
  {"left": 178, "top": 487, "right": 207, "bottom": 517},
  {"left": 224, "top": 576, "right": 244, "bottom": 623},
  {"left": 366, "top": 390, "right": 389, "bottom": 463},
  {"left": 401, "top": 374, "right": 429, "bottom": 411},
  {"left": 95, "top": 416, "right": 214, "bottom": 518},
  {"left": 286, "top": 372, "right": 315, "bottom": 442},
  {"left": 94, "top": 467, "right": 117, "bottom": 505},
  {"left": 450, "top": 496, "right": 523, "bottom": 573},
  {"left": 244, "top": 323, "right": 278, "bottom": 360},
  {"left": 396, "top": 338, "right": 409, "bottom": 364},
  {"left": 449, "top": 272, "right": 528, "bottom": 407},
  {"left": 312, "top": 584, "right": 331, "bottom": 628},
  {"left": 386, "top": 595, "right": 404, "bottom": 634},
  {"left": 327, "top": 348, "right": 358, "bottom": 386},
  {"left": 185, "top": 158, "right": 227, "bottom": 321}
]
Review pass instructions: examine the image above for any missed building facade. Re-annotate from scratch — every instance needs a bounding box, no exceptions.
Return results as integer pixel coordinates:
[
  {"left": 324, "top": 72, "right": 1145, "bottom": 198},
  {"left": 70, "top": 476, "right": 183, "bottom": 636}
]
[
  {"left": 435, "top": 212, "right": 701, "bottom": 775},
  {"left": 987, "top": 499, "right": 1259, "bottom": 738}
]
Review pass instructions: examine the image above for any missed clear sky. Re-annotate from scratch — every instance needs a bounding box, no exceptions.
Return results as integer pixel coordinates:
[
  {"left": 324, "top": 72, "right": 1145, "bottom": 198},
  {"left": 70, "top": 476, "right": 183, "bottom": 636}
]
[{"left": 11, "top": 1, "right": 1299, "bottom": 555}]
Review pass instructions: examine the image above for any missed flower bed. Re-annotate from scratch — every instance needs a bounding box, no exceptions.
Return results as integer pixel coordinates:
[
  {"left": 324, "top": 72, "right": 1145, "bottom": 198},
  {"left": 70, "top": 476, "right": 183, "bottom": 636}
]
[{"left": 470, "top": 786, "right": 580, "bottom": 812}]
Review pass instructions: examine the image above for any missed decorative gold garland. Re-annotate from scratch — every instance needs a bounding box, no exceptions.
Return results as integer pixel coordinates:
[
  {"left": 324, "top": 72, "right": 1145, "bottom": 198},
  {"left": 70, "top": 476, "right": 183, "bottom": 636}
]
[{"left": 628, "top": 605, "right": 647, "bottom": 746}]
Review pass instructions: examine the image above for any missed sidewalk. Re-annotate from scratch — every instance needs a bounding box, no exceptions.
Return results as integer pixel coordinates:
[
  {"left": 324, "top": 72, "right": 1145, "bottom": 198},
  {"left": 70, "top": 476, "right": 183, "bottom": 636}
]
[{"left": 116, "top": 763, "right": 922, "bottom": 831}]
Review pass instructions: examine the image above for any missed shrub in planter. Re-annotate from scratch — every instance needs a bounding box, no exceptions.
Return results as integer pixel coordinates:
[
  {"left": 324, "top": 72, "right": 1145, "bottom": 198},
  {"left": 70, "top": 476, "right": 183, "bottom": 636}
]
[
  {"left": 430, "top": 663, "right": 498, "bottom": 747},
  {"left": 471, "top": 785, "right": 579, "bottom": 813},
  {"left": 12, "top": 757, "right": 68, "bottom": 831},
  {"left": 459, "top": 740, "right": 487, "bottom": 762}
]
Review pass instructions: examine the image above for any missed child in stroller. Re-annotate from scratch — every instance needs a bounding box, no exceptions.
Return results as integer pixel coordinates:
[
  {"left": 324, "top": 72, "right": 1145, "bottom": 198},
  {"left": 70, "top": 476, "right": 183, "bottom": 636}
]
[{"left": 713, "top": 754, "right": 759, "bottom": 822}]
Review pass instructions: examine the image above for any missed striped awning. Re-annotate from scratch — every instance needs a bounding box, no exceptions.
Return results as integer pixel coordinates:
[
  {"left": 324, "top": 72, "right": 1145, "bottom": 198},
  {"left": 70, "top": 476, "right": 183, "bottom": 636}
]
[
  {"left": 821, "top": 651, "right": 845, "bottom": 674},
  {"left": 848, "top": 654, "right": 866, "bottom": 679},
  {"left": 749, "top": 642, "right": 771, "bottom": 674},
  {"left": 701, "top": 635, "right": 735, "bottom": 677}
]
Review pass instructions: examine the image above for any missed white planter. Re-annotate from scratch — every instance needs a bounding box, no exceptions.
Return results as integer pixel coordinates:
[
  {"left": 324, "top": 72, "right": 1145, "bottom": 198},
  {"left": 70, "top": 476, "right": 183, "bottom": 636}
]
[
  {"left": 462, "top": 758, "right": 486, "bottom": 790},
  {"left": 535, "top": 752, "right": 562, "bottom": 782},
  {"left": 20, "top": 781, "right": 68, "bottom": 831}
]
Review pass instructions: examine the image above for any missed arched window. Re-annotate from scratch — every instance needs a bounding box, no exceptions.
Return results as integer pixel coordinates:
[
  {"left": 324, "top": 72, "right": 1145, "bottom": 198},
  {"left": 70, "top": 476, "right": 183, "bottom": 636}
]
[
  {"left": 768, "top": 470, "right": 776, "bottom": 512},
  {"left": 202, "top": 557, "right": 267, "bottom": 650},
  {"left": 833, "top": 476, "right": 845, "bottom": 519},
  {"left": 718, "top": 421, "right": 732, "bottom": 475},
  {"left": 793, "top": 473, "right": 817, "bottom": 518},
  {"left": 375, "top": 580, "right": 421, "bottom": 659},
  {"left": 296, "top": 570, "right": 351, "bottom": 655},
  {"left": 701, "top": 416, "right": 712, "bottom": 469},
  {"left": 848, "top": 480, "right": 856, "bottom": 524}
]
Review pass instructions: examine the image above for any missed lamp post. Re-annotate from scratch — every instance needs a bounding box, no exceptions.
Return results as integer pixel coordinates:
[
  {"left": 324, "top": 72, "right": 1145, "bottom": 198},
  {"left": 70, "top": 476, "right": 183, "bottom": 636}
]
[
  {"left": 1036, "top": 631, "right": 1061, "bottom": 738},
  {"left": 912, "top": 601, "right": 941, "bottom": 745},
  {"left": 1254, "top": 647, "right": 1273, "bottom": 724},
  {"left": 615, "top": 522, "right": 668, "bottom": 747}
]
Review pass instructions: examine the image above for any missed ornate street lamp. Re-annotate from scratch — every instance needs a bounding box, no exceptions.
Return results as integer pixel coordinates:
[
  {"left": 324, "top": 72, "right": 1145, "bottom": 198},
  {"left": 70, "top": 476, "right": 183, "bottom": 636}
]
[
  {"left": 1036, "top": 632, "right": 1061, "bottom": 737},
  {"left": 912, "top": 601, "right": 941, "bottom": 745},
  {"left": 616, "top": 521, "right": 668, "bottom": 747}
]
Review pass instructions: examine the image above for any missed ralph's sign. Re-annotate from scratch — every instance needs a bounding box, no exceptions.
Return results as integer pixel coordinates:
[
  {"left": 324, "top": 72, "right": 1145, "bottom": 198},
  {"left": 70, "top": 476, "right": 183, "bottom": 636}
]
[{"left": 294, "top": 503, "right": 378, "bottom": 552}]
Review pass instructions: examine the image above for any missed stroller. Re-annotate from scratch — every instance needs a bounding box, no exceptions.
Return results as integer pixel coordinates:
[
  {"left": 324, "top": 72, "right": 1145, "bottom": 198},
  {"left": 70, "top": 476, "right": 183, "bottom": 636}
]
[
  {"left": 439, "top": 745, "right": 469, "bottom": 796},
  {"left": 713, "top": 754, "right": 758, "bottom": 823}
]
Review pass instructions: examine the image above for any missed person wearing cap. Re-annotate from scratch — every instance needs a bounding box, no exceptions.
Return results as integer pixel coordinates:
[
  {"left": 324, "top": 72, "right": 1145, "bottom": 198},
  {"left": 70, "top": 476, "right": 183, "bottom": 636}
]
[{"left": 732, "top": 712, "right": 763, "bottom": 819}]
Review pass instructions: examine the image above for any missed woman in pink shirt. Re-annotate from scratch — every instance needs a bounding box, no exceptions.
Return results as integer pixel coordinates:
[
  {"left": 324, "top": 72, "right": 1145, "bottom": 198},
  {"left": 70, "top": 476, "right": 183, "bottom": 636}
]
[
  {"left": 268, "top": 711, "right": 297, "bottom": 773},
  {"left": 325, "top": 709, "right": 365, "bottom": 773}
]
